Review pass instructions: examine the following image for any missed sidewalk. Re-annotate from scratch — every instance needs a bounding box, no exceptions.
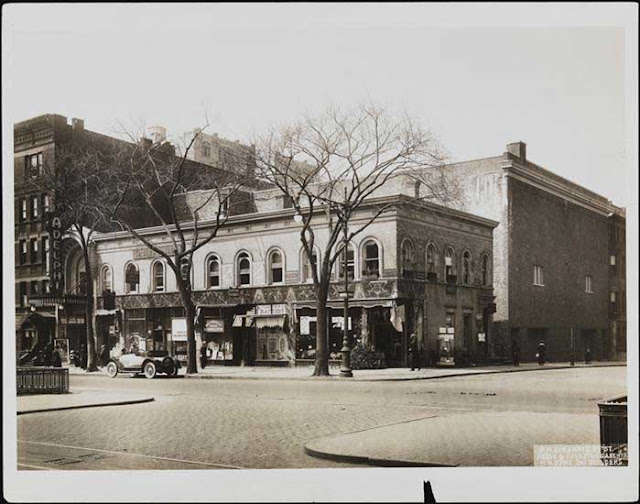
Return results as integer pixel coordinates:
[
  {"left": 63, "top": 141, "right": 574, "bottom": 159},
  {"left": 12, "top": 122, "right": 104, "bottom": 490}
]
[
  {"left": 304, "top": 410, "right": 602, "bottom": 467},
  {"left": 67, "top": 360, "right": 625, "bottom": 381},
  {"left": 17, "top": 391, "right": 154, "bottom": 415}
]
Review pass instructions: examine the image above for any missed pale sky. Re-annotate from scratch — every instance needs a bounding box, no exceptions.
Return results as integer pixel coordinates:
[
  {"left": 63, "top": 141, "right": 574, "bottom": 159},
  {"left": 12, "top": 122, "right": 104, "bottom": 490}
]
[{"left": 2, "top": 4, "right": 638, "bottom": 207}]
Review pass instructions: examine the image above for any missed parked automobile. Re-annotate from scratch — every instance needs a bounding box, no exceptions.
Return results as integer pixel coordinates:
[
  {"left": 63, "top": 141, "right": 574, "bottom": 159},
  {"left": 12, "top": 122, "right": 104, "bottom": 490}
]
[{"left": 106, "top": 350, "right": 181, "bottom": 379}]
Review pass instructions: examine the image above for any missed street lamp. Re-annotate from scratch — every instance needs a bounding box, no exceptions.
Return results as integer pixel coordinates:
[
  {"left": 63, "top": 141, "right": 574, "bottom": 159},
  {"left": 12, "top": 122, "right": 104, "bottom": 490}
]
[{"left": 339, "top": 194, "right": 353, "bottom": 378}]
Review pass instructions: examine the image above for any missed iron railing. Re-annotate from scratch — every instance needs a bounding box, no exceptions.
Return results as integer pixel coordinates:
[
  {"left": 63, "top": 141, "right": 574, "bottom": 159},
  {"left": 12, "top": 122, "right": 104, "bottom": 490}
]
[
  {"left": 598, "top": 394, "right": 628, "bottom": 466},
  {"left": 17, "top": 367, "right": 69, "bottom": 395}
]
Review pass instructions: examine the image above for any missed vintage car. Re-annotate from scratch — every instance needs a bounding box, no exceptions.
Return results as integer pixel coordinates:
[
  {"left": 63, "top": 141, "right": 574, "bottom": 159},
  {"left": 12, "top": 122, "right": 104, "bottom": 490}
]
[{"left": 106, "top": 350, "right": 181, "bottom": 379}]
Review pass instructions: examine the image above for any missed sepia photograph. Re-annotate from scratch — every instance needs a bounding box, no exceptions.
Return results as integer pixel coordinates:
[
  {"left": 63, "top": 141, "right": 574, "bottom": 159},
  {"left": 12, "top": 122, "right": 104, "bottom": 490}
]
[{"left": 2, "top": 3, "right": 638, "bottom": 502}]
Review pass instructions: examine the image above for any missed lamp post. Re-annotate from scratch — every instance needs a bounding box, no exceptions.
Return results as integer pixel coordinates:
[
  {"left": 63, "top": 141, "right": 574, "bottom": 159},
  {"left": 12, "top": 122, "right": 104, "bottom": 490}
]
[{"left": 340, "top": 201, "right": 353, "bottom": 378}]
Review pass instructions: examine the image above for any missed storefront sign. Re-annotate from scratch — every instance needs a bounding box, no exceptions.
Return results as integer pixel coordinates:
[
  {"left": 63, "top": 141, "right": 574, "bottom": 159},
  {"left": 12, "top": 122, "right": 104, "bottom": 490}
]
[
  {"left": 272, "top": 304, "right": 287, "bottom": 315},
  {"left": 204, "top": 318, "right": 224, "bottom": 333},
  {"left": 171, "top": 318, "right": 188, "bottom": 341},
  {"left": 256, "top": 305, "right": 272, "bottom": 315},
  {"left": 47, "top": 216, "right": 64, "bottom": 294}
]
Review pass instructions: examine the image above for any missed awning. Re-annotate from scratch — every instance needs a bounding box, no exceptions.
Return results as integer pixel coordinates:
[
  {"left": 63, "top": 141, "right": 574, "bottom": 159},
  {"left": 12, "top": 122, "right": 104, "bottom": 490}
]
[
  {"left": 294, "top": 299, "right": 393, "bottom": 310},
  {"left": 254, "top": 316, "right": 286, "bottom": 329},
  {"left": 232, "top": 314, "right": 253, "bottom": 328},
  {"left": 96, "top": 309, "right": 119, "bottom": 316}
]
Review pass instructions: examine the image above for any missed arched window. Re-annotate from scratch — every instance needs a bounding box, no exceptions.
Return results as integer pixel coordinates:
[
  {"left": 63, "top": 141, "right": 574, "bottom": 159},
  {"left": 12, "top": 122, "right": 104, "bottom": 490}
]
[
  {"left": 444, "top": 247, "right": 456, "bottom": 283},
  {"left": 482, "top": 254, "right": 490, "bottom": 286},
  {"left": 362, "top": 240, "right": 380, "bottom": 278},
  {"left": 426, "top": 244, "right": 437, "bottom": 281},
  {"left": 462, "top": 251, "right": 472, "bottom": 285},
  {"left": 237, "top": 252, "right": 251, "bottom": 286},
  {"left": 338, "top": 244, "right": 355, "bottom": 280},
  {"left": 268, "top": 250, "right": 284, "bottom": 284},
  {"left": 125, "top": 263, "right": 139, "bottom": 293},
  {"left": 101, "top": 265, "right": 113, "bottom": 292},
  {"left": 401, "top": 239, "right": 414, "bottom": 278},
  {"left": 207, "top": 255, "right": 221, "bottom": 288},
  {"left": 152, "top": 261, "right": 165, "bottom": 292},
  {"left": 301, "top": 248, "right": 318, "bottom": 282}
]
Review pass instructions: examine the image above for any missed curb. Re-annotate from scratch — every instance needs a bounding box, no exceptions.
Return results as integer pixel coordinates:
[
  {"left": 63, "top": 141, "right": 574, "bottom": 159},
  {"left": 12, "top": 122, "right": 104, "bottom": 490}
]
[
  {"left": 303, "top": 443, "right": 452, "bottom": 468},
  {"left": 17, "top": 396, "right": 155, "bottom": 415},
  {"left": 182, "top": 363, "right": 626, "bottom": 382}
]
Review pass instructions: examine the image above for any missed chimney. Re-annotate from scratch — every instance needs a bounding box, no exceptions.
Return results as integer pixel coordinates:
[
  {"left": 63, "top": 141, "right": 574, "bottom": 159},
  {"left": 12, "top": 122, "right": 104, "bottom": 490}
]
[
  {"left": 71, "top": 118, "right": 85, "bottom": 131},
  {"left": 148, "top": 125, "right": 167, "bottom": 145},
  {"left": 506, "top": 141, "right": 526, "bottom": 162}
]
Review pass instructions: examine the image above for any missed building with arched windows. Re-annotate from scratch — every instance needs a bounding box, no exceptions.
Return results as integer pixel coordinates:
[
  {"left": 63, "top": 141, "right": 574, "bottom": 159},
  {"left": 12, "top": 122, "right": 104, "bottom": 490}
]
[{"left": 88, "top": 194, "right": 497, "bottom": 367}]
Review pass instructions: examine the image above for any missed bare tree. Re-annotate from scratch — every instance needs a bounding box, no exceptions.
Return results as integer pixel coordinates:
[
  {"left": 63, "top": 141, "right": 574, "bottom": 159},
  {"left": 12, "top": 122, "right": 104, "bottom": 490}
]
[
  {"left": 254, "top": 104, "right": 453, "bottom": 376},
  {"left": 28, "top": 139, "right": 120, "bottom": 372},
  {"left": 97, "top": 124, "right": 255, "bottom": 374}
]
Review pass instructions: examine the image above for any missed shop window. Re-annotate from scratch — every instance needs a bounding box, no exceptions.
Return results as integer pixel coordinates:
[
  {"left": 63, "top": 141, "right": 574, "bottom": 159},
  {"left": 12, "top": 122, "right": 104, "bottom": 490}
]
[
  {"left": 337, "top": 244, "right": 355, "bottom": 280},
  {"left": 152, "top": 261, "right": 165, "bottom": 292},
  {"left": 462, "top": 251, "right": 472, "bottom": 285},
  {"left": 362, "top": 241, "right": 380, "bottom": 278},
  {"left": 444, "top": 247, "right": 456, "bottom": 283},
  {"left": 207, "top": 255, "right": 221, "bottom": 288},
  {"left": 101, "top": 265, "right": 113, "bottom": 292},
  {"left": 269, "top": 250, "right": 284, "bottom": 284},
  {"left": 301, "top": 249, "right": 318, "bottom": 282},
  {"left": 482, "top": 254, "right": 490, "bottom": 286},
  {"left": 125, "top": 263, "right": 140, "bottom": 293},
  {"left": 401, "top": 239, "right": 414, "bottom": 278},
  {"left": 426, "top": 243, "right": 437, "bottom": 281},
  {"left": 237, "top": 252, "right": 251, "bottom": 286},
  {"left": 533, "top": 265, "right": 544, "bottom": 286}
]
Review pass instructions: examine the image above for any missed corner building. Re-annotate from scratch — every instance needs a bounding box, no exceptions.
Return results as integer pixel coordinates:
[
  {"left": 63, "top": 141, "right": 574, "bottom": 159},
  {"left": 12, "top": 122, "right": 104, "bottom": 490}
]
[{"left": 90, "top": 195, "right": 497, "bottom": 368}]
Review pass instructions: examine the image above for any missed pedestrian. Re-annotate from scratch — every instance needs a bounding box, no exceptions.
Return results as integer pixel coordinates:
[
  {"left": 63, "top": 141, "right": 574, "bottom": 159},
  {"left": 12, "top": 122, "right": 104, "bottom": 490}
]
[
  {"left": 200, "top": 341, "right": 208, "bottom": 369},
  {"left": 536, "top": 341, "right": 546, "bottom": 366},
  {"left": 100, "top": 344, "right": 109, "bottom": 366},
  {"left": 43, "top": 345, "right": 53, "bottom": 367},
  {"left": 409, "top": 333, "right": 421, "bottom": 371},
  {"left": 585, "top": 348, "right": 592, "bottom": 365},
  {"left": 80, "top": 344, "right": 87, "bottom": 370},
  {"left": 512, "top": 342, "right": 520, "bottom": 367},
  {"left": 51, "top": 347, "right": 62, "bottom": 367}
]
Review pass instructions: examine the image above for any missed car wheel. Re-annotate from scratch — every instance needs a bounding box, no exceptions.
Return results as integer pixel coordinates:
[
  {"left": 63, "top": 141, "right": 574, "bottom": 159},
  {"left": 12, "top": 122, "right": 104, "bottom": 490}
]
[
  {"left": 143, "top": 361, "right": 157, "bottom": 379},
  {"left": 106, "top": 361, "right": 118, "bottom": 378}
]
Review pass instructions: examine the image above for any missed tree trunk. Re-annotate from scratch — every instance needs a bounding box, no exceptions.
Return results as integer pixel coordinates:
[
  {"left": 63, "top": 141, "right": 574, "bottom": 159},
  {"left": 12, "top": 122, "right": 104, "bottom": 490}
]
[
  {"left": 83, "top": 250, "right": 99, "bottom": 372},
  {"left": 177, "top": 283, "right": 197, "bottom": 374},
  {"left": 313, "top": 282, "right": 330, "bottom": 376}
]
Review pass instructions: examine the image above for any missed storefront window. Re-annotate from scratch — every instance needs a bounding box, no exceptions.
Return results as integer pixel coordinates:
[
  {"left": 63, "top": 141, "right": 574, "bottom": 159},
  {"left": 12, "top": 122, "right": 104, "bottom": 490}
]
[{"left": 124, "top": 309, "right": 146, "bottom": 353}]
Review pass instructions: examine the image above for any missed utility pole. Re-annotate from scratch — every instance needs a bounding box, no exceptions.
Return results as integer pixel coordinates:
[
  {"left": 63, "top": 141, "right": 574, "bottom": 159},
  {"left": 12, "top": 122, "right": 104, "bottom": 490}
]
[
  {"left": 570, "top": 326, "right": 575, "bottom": 366},
  {"left": 340, "top": 190, "right": 353, "bottom": 378}
]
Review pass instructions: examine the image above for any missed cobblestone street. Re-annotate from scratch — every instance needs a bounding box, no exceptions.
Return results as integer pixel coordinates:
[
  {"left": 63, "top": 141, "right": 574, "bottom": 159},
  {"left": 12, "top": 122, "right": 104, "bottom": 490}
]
[{"left": 16, "top": 366, "right": 626, "bottom": 470}]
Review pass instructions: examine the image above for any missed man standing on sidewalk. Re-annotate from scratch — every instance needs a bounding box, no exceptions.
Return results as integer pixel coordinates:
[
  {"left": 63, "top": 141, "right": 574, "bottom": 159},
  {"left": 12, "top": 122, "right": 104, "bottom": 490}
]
[{"left": 537, "top": 341, "right": 546, "bottom": 366}]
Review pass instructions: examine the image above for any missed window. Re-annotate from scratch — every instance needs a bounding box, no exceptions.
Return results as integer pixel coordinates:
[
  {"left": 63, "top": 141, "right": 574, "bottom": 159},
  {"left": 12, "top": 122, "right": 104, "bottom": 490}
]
[
  {"left": 610, "top": 291, "right": 617, "bottom": 304},
  {"left": 462, "top": 251, "right": 472, "bottom": 285},
  {"left": 401, "top": 240, "right": 414, "bottom": 278},
  {"left": 585, "top": 275, "right": 593, "bottom": 294},
  {"left": 19, "top": 240, "right": 27, "bottom": 265},
  {"left": 30, "top": 280, "right": 39, "bottom": 295},
  {"left": 20, "top": 199, "right": 27, "bottom": 221},
  {"left": 30, "top": 238, "right": 39, "bottom": 263},
  {"left": 207, "top": 255, "right": 221, "bottom": 288},
  {"left": 610, "top": 255, "right": 616, "bottom": 266},
  {"left": 43, "top": 194, "right": 52, "bottom": 214},
  {"left": 282, "top": 195, "right": 294, "bottom": 209},
  {"left": 19, "top": 282, "right": 27, "bottom": 307},
  {"left": 426, "top": 244, "right": 437, "bottom": 279},
  {"left": 43, "top": 280, "right": 51, "bottom": 294},
  {"left": 363, "top": 241, "right": 380, "bottom": 278},
  {"left": 533, "top": 265, "right": 544, "bottom": 286},
  {"left": 101, "top": 265, "right": 112, "bottom": 292},
  {"left": 43, "top": 237, "right": 50, "bottom": 273},
  {"left": 31, "top": 196, "right": 39, "bottom": 219},
  {"left": 152, "top": 261, "right": 165, "bottom": 292},
  {"left": 238, "top": 252, "right": 251, "bottom": 286},
  {"left": 202, "top": 142, "right": 211, "bottom": 158},
  {"left": 26, "top": 153, "right": 43, "bottom": 178},
  {"left": 269, "top": 250, "right": 284, "bottom": 284},
  {"left": 125, "top": 263, "right": 140, "bottom": 293},
  {"left": 301, "top": 249, "right": 317, "bottom": 282},
  {"left": 444, "top": 247, "right": 456, "bottom": 283},
  {"left": 338, "top": 244, "right": 355, "bottom": 280},
  {"left": 482, "top": 254, "right": 490, "bottom": 286}
]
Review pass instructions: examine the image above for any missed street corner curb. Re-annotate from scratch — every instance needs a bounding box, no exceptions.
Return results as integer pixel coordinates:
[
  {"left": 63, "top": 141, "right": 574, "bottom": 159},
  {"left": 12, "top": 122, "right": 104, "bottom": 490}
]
[
  {"left": 17, "top": 396, "right": 155, "bottom": 415},
  {"left": 303, "top": 439, "right": 451, "bottom": 468}
]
